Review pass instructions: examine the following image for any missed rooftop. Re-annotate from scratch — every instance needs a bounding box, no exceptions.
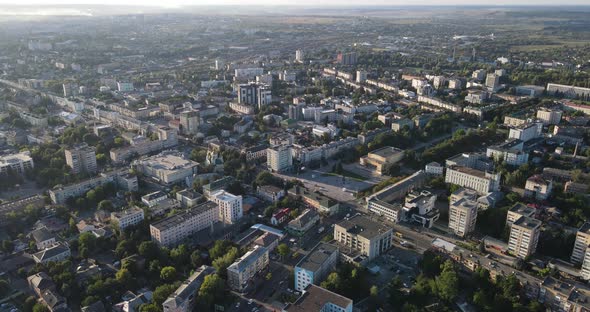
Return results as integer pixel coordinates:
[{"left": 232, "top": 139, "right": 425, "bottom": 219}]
[
  {"left": 285, "top": 284, "right": 352, "bottom": 312},
  {"left": 163, "top": 265, "right": 215, "bottom": 308},
  {"left": 369, "top": 146, "right": 404, "bottom": 158},
  {"left": 296, "top": 242, "right": 338, "bottom": 272},
  {"left": 447, "top": 165, "right": 489, "bottom": 179},
  {"left": 227, "top": 245, "right": 268, "bottom": 273},
  {"left": 513, "top": 216, "right": 542, "bottom": 230},
  {"left": 111, "top": 206, "right": 144, "bottom": 219},
  {"left": 336, "top": 215, "right": 391, "bottom": 240},
  {"left": 150, "top": 201, "right": 217, "bottom": 231},
  {"left": 509, "top": 203, "right": 536, "bottom": 216}
]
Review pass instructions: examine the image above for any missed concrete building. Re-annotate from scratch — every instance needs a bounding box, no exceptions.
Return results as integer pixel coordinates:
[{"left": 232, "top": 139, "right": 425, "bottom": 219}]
[
  {"left": 267, "top": 145, "right": 292, "bottom": 173},
  {"left": 448, "top": 198, "right": 478, "bottom": 237},
  {"left": 110, "top": 127, "right": 178, "bottom": 163},
  {"left": 486, "top": 139, "right": 529, "bottom": 166},
  {"left": 546, "top": 83, "right": 590, "bottom": 99},
  {"left": 295, "top": 49, "right": 304, "bottom": 63},
  {"left": 508, "top": 217, "right": 541, "bottom": 259},
  {"left": 367, "top": 198, "right": 402, "bottom": 223},
  {"left": 175, "top": 189, "right": 202, "bottom": 208},
  {"left": 288, "top": 186, "right": 339, "bottom": 216},
  {"left": 162, "top": 266, "right": 216, "bottom": 312},
  {"left": 117, "top": 82, "right": 134, "bottom": 92},
  {"left": 237, "top": 83, "right": 272, "bottom": 110},
  {"left": 508, "top": 122, "right": 542, "bottom": 142},
  {"left": 515, "top": 85, "right": 545, "bottom": 97},
  {"left": 132, "top": 152, "right": 198, "bottom": 185},
  {"left": 150, "top": 201, "right": 218, "bottom": 246},
  {"left": 31, "top": 227, "right": 56, "bottom": 250},
  {"left": 333, "top": 215, "right": 393, "bottom": 261},
  {"left": 425, "top": 161, "right": 444, "bottom": 175},
  {"left": 284, "top": 284, "right": 353, "bottom": 312},
  {"left": 48, "top": 170, "right": 138, "bottom": 204},
  {"left": 472, "top": 69, "right": 486, "bottom": 81},
  {"left": 536, "top": 108, "right": 562, "bottom": 125},
  {"left": 445, "top": 165, "right": 501, "bottom": 195},
  {"left": 286, "top": 209, "right": 320, "bottom": 236},
  {"left": 359, "top": 146, "right": 404, "bottom": 175},
  {"left": 581, "top": 249, "right": 590, "bottom": 281},
  {"left": 111, "top": 207, "right": 145, "bottom": 230},
  {"left": 524, "top": 174, "right": 553, "bottom": 201},
  {"left": 506, "top": 203, "right": 536, "bottom": 227},
  {"left": 485, "top": 73, "right": 500, "bottom": 91},
  {"left": 294, "top": 242, "right": 339, "bottom": 292},
  {"left": 65, "top": 143, "right": 97, "bottom": 174},
  {"left": 227, "top": 245, "right": 269, "bottom": 291},
  {"left": 356, "top": 70, "right": 367, "bottom": 83},
  {"left": 257, "top": 185, "right": 285, "bottom": 203},
  {"left": 179, "top": 110, "right": 200, "bottom": 135},
  {"left": 571, "top": 222, "right": 590, "bottom": 264},
  {"left": 210, "top": 190, "right": 243, "bottom": 224},
  {"left": 0, "top": 151, "right": 34, "bottom": 175}
]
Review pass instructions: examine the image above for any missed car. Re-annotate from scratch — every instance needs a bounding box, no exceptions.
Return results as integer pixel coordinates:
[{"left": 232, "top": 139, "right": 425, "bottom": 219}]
[{"left": 248, "top": 299, "right": 253, "bottom": 305}]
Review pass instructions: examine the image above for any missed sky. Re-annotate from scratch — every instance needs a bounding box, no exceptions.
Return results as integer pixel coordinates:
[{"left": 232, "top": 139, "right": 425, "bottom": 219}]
[{"left": 0, "top": 0, "right": 589, "bottom": 6}]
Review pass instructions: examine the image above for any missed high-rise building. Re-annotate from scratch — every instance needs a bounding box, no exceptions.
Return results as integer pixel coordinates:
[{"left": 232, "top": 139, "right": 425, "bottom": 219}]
[
  {"left": 210, "top": 190, "right": 243, "bottom": 224},
  {"left": 508, "top": 216, "right": 541, "bottom": 259},
  {"left": 485, "top": 73, "right": 500, "bottom": 91},
  {"left": 337, "top": 52, "right": 357, "bottom": 65},
  {"left": 581, "top": 248, "right": 590, "bottom": 281},
  {"left": 448, "top": 198, "right": 478, "bottom": 237},
  {"left": 65, "top": 143, "right": 97, "bottom": 174},
  {"left": 295, "top": 49, "right": 304, "bottom": 63},
  {"left": 571, "top": 222, "right": 590, "bottom": 264},
  {"left": 237, "top": 83, "right": 272, "bottom": 110},
  {"left": 267, "top": 145, "right": 293, "bottom": 173},
  {"left": 356, "top": 70, "right": 367, "bottom": 83},
  {"left": 179, "top": 110, "right": 200, "bottom": 135}
]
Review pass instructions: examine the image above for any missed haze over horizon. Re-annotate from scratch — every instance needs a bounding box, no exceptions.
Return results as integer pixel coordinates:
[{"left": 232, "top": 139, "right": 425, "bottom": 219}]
[{"left": 1, "top": 0, "right": 590, "bottom": 6}]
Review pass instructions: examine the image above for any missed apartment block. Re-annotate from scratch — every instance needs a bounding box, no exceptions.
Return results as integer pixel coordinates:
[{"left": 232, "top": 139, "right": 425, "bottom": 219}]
[
  {"left": 448, "top": 198, "right": 478, "bottom": 237},
  {"left": 536, "top": 108, "right": 562, "bottom": 125},
  {"left": 48, "top": 170, "right": 138, "bottom": 204},
  {"left": 227, "top": 245, "right": 269, "bottom": 291},
  {"left": 506, "top": 203, "right": 535, "bottom": 227},
  {"left": 267, "top": 145, "right": 293, "bottom": 173},
  {"left": 65, "top": 143, "right": 97, "bottom": 174},
  {"left": 162, "top": 265, "right": 216, "bottom": 312},
  {"left": 508, "top": 217, "right": 541, "bottom": 259},
  {"left": 111, "top": 206, "right": 145, "bottom": 230},
  {"left": 294, "top": 242, "right": 339, "bottom": 292},
  {"left": 334, "top": 215, "right": 392, "bottom": 261},
  {"left": 284, "top": 284, "right": 353, "bottom": 312},
  {"left": 571, "top": 222, "right": 590, "bottom": 264},
  {"left": 486, "top": 139, "right": 529, "bottom": 166},
  {"left": 508, "top": 122, "right": 542, "bottom": 142},
  {"left": 445, "top": 165, "right": 501, "bottom": 195},
  {"left": 210, "top": 190, "right": 243, "bottom": 224},
  {"left": 0, "top": 151, "right": 34, "bottom": 175},
  {"left": 524, "top": 174, "right": 553, "bottom": 201},
  {"left": 150, "top": 201, "right": 218, "bottom": 246}
]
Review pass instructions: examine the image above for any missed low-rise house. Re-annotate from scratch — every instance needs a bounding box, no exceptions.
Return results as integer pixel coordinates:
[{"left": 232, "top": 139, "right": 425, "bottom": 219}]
[
  {"left": 257, "top": 185, "right": 285, "bottom": 203},
  {"left": 271, "top": 208, "right": 290, "bottom": 226},
  {"left": 32, "top": 243, "right": 71, "bottom": 264},
  {"left": 162, "top": 266, "right": 216, "bottom": 312},
  {"left": 286, "top": 209, "right": 319, "bottom": 236},
  {"left": 524, "top": 174, "right": 553, "bottom": 201},
  {"left": 28, "top": 272, "right": 55, "bottom": 297},
  {"left": 30, "top": 227, "right": 56, "bottom": 250}
]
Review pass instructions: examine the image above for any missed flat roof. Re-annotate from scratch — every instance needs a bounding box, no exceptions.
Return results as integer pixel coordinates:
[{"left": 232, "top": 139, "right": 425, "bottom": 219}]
[
  {"left": 336, "top": 215, "right": 390, "bottom": 240},
  {"left": 296, "top": 242, "right": 338, "bottom": 273},
  {"left": 447, "top": 165, "right": 488, "bottom": 179},
  {"left": 509, "top": 203, "right": 535, "bottom": 216},
  {"left": 513, "top": 216, "right": 541, "bottom": 230},
  {"left": 369, "top": 146, "right": 404, "bottom": 158},
  {"left": 285, "top": 284, "right": 352, "bottom": 312},
  {"left": 150, "top": 201, "right": 217, "bottom": 231}
]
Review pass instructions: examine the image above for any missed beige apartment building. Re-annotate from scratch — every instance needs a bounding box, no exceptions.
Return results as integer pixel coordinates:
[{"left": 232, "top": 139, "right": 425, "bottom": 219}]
[
  {"left": 150, "top": 201, "right": 218, "bottom": 246},
  {"left": 448, "top": 198, "right": 478, "bottom": 237},
  {"left": 333, "top": 215, "right": 393, "bottom": 260},
  {"left": 508, "top": 216, "right": 541, "bottom": 259}
]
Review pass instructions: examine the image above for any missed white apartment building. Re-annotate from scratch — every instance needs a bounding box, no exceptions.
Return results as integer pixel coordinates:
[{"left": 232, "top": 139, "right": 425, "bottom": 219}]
[
  {"left": 48, "top": 170, "right": 138, "bottom": 204},
  {"left": 150, "top": 201, "right": 218, "bottom": 247},
  {"left": 536, "top": 108, "right": 562, "bottom": 125},
  {"left": 508, "top": 216, "right": 541, "bottom": 259},
  {"left": 448, "top": 198, "right": 478, "bottom": 237},
  {"left": 508, "top": 122, "right": 542, "bottom": 142},
  {"left": 571, "top": 222, "right": 590, "bottom": 264},
  {"left": 486, "top": 139, "right": 529, "bottom": 166},
  {"left": 445, "top": 165, "right": 501, "bottom": 195},
  {"left": 111, "top": 207, "right": 145, "bottom": 230},
  {"left": 267, "top": 145, "right": 293, "bottom": 173},
  {"left": 295, "top": 49, "right": 304, "bottom": 63},
  {"left": 65, "top": 143, "right": 97, "bottom": 174},
  {"left": 0, "top": 151, "right": 34, "bottom": 175},
  {"left": 162, "top": 265, "right": 216, "bottom": 312},
  {"left": 524, "top": 174, "right": 553, "bottom": 201},
  {"left": 227, "top": 245, "right": 269, "bottom": 291},
  {"left": 506, "top": 203, "right": 536, "bottom": 227},
  {"left": 210, "top": 190, "right": 243, "bottom": 224},
  {"left": 333, "top": 215, "right": 393, "bottom": 260}
]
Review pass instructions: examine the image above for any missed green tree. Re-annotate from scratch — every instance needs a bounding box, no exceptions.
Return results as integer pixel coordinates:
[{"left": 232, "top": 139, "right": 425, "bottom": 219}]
[
  {"left": 160, "top": 266, "right": 177, "bottom": 282},
  {"left": 32, "top": 304, "right": 49, "bottom": 312},
  {"left": 190, "top": 250, "right": 203, "bottom": 268},
  {"left": 434, "top": 261, "right": 459, "bottom": 302},
  {"left": 153, "top": 284, "right": 177, "bottom": 306},
  {"left": 198, "top": 274, "right": 225, "bottom": 308},
  {"left": 139, "top": 303, "right": 160, "bottom": 312},
  {"left": 116, "top": 268, "right": 133, "bottom": 287},
  {"left": 138, "top": 241, "right": 160, "bottom": 260},
  {"left": 277, "top": 243, "right": 290, "bottom": 261}
]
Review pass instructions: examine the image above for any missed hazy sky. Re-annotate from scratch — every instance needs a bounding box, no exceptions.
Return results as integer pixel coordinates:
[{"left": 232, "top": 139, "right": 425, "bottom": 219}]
[{"left": 0, "top": 0, "right": 589, "bottom": 6}]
